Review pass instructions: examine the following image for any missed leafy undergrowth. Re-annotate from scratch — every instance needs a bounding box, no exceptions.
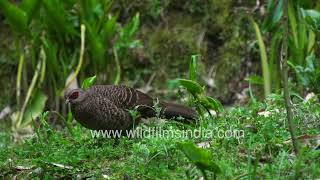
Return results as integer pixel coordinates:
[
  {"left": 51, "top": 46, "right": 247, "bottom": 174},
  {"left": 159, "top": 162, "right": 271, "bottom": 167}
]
[{"left": 0, "top": 97, "right": 320, "bottom": 179}]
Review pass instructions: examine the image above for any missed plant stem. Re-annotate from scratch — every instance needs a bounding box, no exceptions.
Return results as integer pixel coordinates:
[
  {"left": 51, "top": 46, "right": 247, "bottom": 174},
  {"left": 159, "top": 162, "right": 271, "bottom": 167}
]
[
  {"left": 16, "top": 54, "right": 24, "bottom": 107},
  {"left": 16, "top": 59, "right": 42, "bottom": 128},
  {"left": 282, "top": 0, "right": 299, "bottom": 155},
  {"left": 64, "top": 24, "right": 86, "bottom": 92},
  {"left": 113, "top": 47, "right": 121, "bottom": 85}
]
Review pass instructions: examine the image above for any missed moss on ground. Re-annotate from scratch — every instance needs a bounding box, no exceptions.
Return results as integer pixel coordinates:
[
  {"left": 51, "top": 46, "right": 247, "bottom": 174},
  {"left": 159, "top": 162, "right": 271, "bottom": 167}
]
[{"left": 1, "top": 98, "right": 319, "bottom": 179}]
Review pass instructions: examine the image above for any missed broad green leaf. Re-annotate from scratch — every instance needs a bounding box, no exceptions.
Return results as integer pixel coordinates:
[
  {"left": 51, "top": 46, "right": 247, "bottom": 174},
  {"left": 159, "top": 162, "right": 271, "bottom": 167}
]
[
  {"left": 269, "top": 29, "right": 282, "bottom": 90},
  {"left": 305, "top": 55, "right": 316, "bottom": 72},
  {"left": 301, "top": 9, "right": 320, "bottom": 20},
  {"left": 189, "top": 55, "right": 200, "bottom": 81},
  {"left": 262, "top": 0, "right": 283, "bottom": 31},
  {"left": 79, "top": 0, "right": 100, "bottom": 22},
  {"left": 272, "top": 0, "right": 283, "bottom": 25},
  {"left": 82, "top": 75, "right": 97, "bottom": 89},
  {"left": 116, "top": 13, "right": 140, "bottom": 50},
  {"left": 42, "top": 0, "right": 76, "bottom": 35},
  {"left": 0, "top": 0, "right": 28, "bottom": 35},
  {"left": 288, "top": 61, "right": 310, "bottom": 87},
  {"left": 245, "top": 75, "right": 264, "bottom": 85},
  {"left": 288, "top": 2, "right": 298, "bottom": 47},
  {"left": 300, "top": 8, "right": 320, "bottom": 32},
  {"left": 123, "top": 13, "right": 140, "bottom": 38},
  {"left": 42, "top": 37, "right": 59, "bottom": 77},
  {"left": 205, "top": 96, "right": 223, "bottom": 112},
  {"left": 174, "top": 79, "right": 204, "bottom": 94},
  {"left": 252, "top": 19, "right": 271, "bottom": 97},
  {"left": 101, "top": 15, "right": 118, "bottom": 45},
  {"left": 177, "top": 142, "right": 221, "bottom": 174},
  {"left": 21, "top": 90, "right": 47, "bottom": 127},
  {"left": 86, "top": 24, "right": 105, "bottom": 65},
  {"left": 196, "top": 95, "right": 223, "bottom": 112},
  {"left": 21, "top": 0, "right": 42, "bottom": 23},
  {"left": 307, "top": 31, "right": 315, "bottom": 54}
]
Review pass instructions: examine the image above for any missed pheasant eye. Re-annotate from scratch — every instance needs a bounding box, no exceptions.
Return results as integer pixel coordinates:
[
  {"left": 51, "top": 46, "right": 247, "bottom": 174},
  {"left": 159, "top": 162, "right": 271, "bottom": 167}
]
[{"left": 69, "top": 91, "right": 79, "bottom": 100}]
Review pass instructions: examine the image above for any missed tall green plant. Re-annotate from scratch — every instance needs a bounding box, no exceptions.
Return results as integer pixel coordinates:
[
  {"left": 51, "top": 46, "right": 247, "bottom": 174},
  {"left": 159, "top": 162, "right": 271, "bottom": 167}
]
[
  {"left": 168, "top": 55, "right": 223, "bottom": 120},
  {"left": 252, "top": 19, "right": 271, "bottom": 97},
  {"left": 251, "top": 0, "right": 320, "bottom": 96},
  {"left": 288, "top": 4, "right": 320, "bottom": 93},
  {"left": 252, "top": 0, "right": 320, "bottom": 155},
  {"left": 0, "top": 0, "right": 141, "bottom": 128}
]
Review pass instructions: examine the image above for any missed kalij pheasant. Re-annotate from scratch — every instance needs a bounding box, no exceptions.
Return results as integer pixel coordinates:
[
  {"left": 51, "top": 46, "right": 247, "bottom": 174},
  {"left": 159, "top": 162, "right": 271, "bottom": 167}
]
[{"left": 65, "top": 85, "right": 197, "bottom": 131}]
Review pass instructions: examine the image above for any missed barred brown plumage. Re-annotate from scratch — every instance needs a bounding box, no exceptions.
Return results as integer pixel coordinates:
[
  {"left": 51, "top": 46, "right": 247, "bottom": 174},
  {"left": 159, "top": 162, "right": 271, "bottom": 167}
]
[{"left": 65, "top": 85, "right": 198, "bottom": 131}]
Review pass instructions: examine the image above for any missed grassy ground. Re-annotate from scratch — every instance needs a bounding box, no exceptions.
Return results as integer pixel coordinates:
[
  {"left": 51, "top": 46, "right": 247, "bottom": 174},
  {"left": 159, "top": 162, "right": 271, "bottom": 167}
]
[{"left": 0, "top": 96, "right": 319, "bottom": 179}]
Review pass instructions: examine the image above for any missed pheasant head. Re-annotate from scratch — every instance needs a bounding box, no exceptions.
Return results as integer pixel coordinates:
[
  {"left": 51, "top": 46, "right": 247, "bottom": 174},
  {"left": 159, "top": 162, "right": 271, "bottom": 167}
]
[{"left": 65, "top": 88, "right": 88, "bottom": 104}]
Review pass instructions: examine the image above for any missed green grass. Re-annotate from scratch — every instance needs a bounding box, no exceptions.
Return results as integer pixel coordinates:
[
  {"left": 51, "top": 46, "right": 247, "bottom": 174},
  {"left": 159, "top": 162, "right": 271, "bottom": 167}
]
[{"left": 0, "top": 97, "right": 320, "bottom": 179}]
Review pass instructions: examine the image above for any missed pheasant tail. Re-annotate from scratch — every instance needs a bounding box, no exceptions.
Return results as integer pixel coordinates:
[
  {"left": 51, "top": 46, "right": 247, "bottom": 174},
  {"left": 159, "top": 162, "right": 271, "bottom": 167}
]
[{"left": 161, "top": 102, "right": 198, "bottom": 120}]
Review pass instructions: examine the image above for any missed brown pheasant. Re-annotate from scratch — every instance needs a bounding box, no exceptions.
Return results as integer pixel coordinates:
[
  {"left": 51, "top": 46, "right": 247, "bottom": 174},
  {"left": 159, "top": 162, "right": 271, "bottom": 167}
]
[{"left": 65, "top": 85, "right": 198, "bottom": 131}]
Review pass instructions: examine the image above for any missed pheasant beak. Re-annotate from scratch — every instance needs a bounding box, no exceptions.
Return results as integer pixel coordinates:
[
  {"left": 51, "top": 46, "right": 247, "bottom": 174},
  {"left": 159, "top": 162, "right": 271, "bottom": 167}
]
[{"left": 65, "top": 98, "right": 70, "bottom": 104}]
